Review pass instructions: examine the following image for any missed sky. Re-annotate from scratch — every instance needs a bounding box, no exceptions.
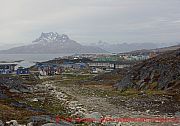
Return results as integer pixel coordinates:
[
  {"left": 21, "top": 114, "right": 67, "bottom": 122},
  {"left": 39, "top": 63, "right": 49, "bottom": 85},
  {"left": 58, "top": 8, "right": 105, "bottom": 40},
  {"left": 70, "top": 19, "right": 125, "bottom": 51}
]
[{"left": 0, "top": 0, "right": 180, "bottom": 46}]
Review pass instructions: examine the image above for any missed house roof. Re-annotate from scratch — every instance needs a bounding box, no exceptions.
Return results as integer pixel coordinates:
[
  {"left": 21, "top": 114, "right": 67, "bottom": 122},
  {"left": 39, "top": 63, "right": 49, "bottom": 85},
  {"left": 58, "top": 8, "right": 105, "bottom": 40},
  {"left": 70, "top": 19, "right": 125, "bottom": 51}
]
[
  {"left": 0, "top": 63, "right": 17, "bottom": 66},
  {"left": 87, "top": 61, "right": 135, "bottom": 65}
]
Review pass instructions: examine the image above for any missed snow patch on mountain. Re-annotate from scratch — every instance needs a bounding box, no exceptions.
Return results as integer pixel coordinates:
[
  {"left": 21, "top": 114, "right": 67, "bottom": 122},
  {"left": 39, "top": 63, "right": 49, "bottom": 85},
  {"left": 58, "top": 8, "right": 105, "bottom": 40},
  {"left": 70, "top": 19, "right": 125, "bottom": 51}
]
[{"left": 32, "top": 32, "right": 70, "bottom": 43}]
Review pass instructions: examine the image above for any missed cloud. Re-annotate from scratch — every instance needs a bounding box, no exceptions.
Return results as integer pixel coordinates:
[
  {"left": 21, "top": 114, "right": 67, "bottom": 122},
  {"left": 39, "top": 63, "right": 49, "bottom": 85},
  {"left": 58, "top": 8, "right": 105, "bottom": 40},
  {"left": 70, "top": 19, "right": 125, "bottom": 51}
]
[{"left": 0, "top": 0, "right": 180, "bottom": 45}]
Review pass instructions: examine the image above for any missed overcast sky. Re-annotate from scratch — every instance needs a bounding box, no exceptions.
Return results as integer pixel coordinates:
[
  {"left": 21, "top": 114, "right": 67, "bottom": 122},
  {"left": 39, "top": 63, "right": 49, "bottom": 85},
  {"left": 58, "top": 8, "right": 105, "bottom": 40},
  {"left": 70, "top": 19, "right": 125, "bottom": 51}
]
[{"left": 0, "top": 0, "right": 180, "bottom": 45}]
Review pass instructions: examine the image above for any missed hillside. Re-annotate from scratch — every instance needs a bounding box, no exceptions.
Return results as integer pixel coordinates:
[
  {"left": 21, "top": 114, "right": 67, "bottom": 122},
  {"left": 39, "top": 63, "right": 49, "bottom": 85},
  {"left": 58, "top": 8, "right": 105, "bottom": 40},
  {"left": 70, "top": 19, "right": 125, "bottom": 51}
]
[
  {"left": 0, "top": 32, "right": 107, "bottom": 54},
  {"left": 122, "top": 44, "right": 180, "bottom": 55},
  {"left": 92, "top": 41, "right": 159, "bottom": 53},
  {"left": 115, "top": 48, "right": 180, "bottom": 94}
]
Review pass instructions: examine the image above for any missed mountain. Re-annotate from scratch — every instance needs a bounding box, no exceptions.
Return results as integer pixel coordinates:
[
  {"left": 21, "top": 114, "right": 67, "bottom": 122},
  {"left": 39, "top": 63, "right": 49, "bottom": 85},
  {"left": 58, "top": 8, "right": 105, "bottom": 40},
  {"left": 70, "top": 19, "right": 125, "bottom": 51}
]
[
  {"left": 122, "top": 44, "right": 180, "bottom": 55},
  {"left": 92, "top": 41, "right": 159, "bottom": 53},
  {"left": 0, "top": 32, "right": 107, "bottom": 54},
  {"left": 115, "top": 48, "right": 180, "bottom": 93},
  {"left": 151, "top": 44, "right": 180, "bottom": 52},
  {"left": 0, "top": 43, "right": 26, "bottom": 50}
]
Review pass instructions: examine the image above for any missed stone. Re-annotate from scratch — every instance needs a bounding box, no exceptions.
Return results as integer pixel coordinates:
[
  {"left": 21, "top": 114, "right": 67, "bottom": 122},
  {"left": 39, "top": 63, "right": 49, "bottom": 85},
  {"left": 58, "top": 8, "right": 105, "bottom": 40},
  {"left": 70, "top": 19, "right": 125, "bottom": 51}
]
[
  {"left": 85, "top": 112, "right": 102, "bottom": 122},
  {"left": 138, "top": 91, "right": 146, "bottom": 96},
  {"left": 146, "top": 110, "right": 150, "bottom": 113},
  {"left": 0, "top": 92, "right": 8, "bottom": 99},
  {"left": 42, "top": 123, "right": 61, "bottom": 126},
  {"left": 29, "top": 115, "right": 52, "bottom": 124},
  {"left": 115, "top": 75, "right": 134, "bottom": 91},
  {"left": 175, "top": 111, "right": 180, "bottom": 117},
  {"left": 6, "top": 120, "right": 18, "bottom": 126},
  {"left": 71, "top": 111, "right": 86, "bottom": 117},
  {"left": 42, "top": 122, "right": 74, "bottom": 126},
  {"left": 32, "top": 98, "right": 38, "bottom": 102},
  {"left": 27, "top": 122, "right": 33, "bottom": 126},
  {"left": 0, "top": 120, "right": 4, "bottom": 126},
  {"left": 9, "top": 89, "right": 21, "bottom": 93},
  {"left": 115, "top": 49, "right": 180, "bottom": 92}
]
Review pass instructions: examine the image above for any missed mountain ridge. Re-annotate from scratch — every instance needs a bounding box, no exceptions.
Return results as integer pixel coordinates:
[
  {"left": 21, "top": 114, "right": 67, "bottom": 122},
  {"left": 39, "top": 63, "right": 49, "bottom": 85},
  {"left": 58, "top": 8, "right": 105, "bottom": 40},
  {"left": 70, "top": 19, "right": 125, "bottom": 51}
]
[
  {"left": 92, "top": 41, "right": 179, "bottom": 53},
  {"left": 92, "top": 41, "right": 159, "bottom": 53},
  {"left": 121, "top": 44, "right": 180, "bottom": 55},
  {"left": 0, "top": 32, "right": 107, "bottom": 54}
]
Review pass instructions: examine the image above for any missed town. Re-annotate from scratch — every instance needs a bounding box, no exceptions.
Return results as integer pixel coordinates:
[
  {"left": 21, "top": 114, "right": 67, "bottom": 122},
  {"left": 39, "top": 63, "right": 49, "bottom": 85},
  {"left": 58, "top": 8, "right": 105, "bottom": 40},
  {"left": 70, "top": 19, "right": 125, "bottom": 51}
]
[{"left": 0, "top": 52, "right": 157, "bottom": 76}]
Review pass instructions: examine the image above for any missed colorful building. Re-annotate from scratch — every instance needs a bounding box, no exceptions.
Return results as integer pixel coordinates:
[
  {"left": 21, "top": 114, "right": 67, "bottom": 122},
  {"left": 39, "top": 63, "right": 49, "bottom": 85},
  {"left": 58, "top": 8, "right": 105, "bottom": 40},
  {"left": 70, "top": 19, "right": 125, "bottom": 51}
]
[
  {"left": 36, "top": 63, "right": 62, "bottom": 76},
  {"left": 0, "top": 63, "right": 17, "bottom": 74},
  {"left": 16, "top": 67, "right": 30, "bottom": 75}
]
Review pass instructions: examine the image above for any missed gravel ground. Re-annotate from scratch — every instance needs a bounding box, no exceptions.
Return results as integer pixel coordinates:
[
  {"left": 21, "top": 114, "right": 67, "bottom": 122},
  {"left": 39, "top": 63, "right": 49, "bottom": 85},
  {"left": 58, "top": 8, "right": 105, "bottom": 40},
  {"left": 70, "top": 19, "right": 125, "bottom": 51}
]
[{"left": 41, "top": 80, "right": 180, "bottom": 126}]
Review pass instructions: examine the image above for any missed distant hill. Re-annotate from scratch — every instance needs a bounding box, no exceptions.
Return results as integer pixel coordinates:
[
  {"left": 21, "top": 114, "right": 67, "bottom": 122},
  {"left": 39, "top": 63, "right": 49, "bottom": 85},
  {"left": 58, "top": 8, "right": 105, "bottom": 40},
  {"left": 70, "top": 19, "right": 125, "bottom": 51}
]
[
  {"left": 152, "top": 44, "right": 180, "bottom": 52},
  {"left": 122, "top": 44, "right": 180, "bottom": 55},
  {"left": 115, "top": 48, "right": 180, "bottom": 93},
  {"left": 0, "top": 32, "right": 107, "bottom": 54},
  {"left": 92, "top": 41, "right": 159, "bottom": 53}
]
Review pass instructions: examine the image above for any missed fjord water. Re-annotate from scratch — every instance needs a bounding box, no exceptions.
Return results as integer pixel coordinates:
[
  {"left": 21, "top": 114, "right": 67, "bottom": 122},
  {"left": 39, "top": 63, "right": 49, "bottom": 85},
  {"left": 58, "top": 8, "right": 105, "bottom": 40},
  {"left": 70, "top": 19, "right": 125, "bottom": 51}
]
[{"left": 0, "top": 53, "right": 72, "bottom": 67}]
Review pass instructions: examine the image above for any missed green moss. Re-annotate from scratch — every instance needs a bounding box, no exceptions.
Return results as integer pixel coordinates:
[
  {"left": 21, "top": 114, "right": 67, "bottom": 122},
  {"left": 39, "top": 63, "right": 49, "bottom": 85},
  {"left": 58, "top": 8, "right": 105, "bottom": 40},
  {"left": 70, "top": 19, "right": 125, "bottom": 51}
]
[
  {"left": 117, "top": 89, "right": 140, "bottom": 98},
  {"left": 145, "top": 90, "right": 165, "bottom": 95},
  {"left": 149, "top": 82, "right": 158, "bottom": 89}
]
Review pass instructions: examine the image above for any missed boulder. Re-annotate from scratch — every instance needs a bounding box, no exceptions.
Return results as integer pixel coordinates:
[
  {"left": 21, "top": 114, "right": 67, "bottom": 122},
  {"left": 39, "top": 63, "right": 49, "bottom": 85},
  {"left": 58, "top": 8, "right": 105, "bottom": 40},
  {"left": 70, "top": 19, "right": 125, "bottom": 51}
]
[
  {"left": 9, "top": 89, "right": 21, "bottom": 93},
  {"left": 6, "top": 120, "right": 18, "bottom": 126},
  {"left": 115, "top": 75, "right": 135, "bottom": 91},
  {"left": 0, "top": 120, "right": 4, "bottom": 126},
  {"left": 0, "top": 91, "right": 8, "bottom": 99},
  {"left": 85, "top": 112, "right": 102, "bottom": 122},
  {"left": 27, "top": 122, "right": 33, "bottom": 126},
  {"left": 175, "top": 111, "right": 180, "bottom": 117},
  {"left": 115, "top": 49, "right": 180, "bottom": 92},
  {"left": 42, "top": 122, "right": 74, "bottom": 126}
]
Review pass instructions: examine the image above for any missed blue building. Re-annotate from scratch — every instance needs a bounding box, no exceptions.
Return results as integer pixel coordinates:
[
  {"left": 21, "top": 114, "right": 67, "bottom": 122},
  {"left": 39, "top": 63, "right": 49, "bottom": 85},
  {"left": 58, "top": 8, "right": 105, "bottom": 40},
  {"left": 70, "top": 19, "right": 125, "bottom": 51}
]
[
  {"left": 0, "top": 63, "right": 17, "bottom": 74},
  {"left": 16, "top": 67, "right": 30, "bottom": 75}
]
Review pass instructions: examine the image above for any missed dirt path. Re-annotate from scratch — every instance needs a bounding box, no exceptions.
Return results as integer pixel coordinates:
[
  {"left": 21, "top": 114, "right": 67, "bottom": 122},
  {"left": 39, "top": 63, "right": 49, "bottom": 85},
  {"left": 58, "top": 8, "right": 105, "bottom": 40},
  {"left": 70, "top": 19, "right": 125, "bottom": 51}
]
[
  {"left": 41, "top": 80, "right": 180, "bottom": 126},
  {"left": 53, "top": 83, "right": 126, "bottom": 116}
]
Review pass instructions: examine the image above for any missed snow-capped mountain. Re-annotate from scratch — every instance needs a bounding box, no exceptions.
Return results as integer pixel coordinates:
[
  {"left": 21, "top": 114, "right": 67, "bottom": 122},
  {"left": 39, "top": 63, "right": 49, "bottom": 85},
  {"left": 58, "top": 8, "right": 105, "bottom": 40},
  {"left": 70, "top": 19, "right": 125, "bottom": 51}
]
[
  {"left": 32, "top": 32, "right": 70, "bottom": 43},
  {"left": 0, "top": 32, "right": 107, "bottom": 54}
]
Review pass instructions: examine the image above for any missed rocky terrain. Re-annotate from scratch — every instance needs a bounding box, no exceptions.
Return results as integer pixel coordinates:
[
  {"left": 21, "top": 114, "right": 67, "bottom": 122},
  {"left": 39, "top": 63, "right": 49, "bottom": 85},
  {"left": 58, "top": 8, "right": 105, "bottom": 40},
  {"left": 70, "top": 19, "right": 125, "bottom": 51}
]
[
  {"left": 37, "top": 74, "right": 180, "bottom": 126},
  {"left": 0, "top": 74, "right": 76, "bottom": 126},
  {"left": 115, "top": 48, "right": 180, "bottom": 95},
  {"left": 2, "top": 72, "right": 180, "bottom": 126}
]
